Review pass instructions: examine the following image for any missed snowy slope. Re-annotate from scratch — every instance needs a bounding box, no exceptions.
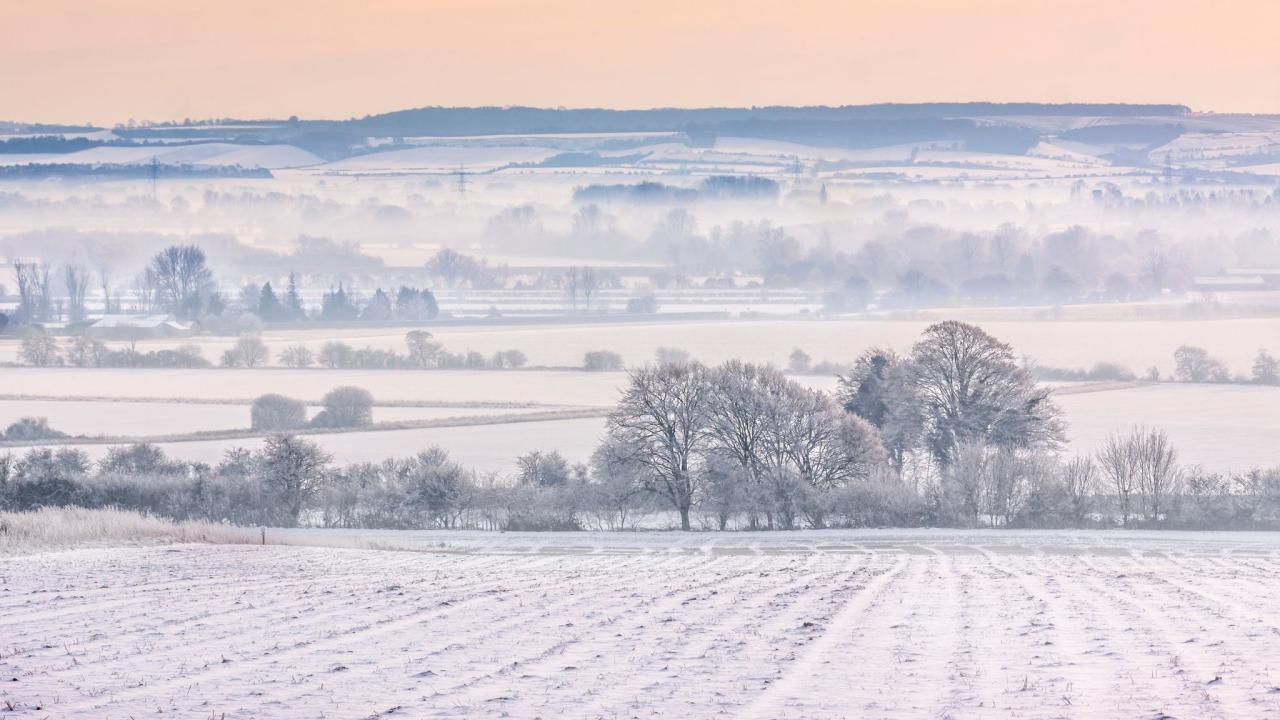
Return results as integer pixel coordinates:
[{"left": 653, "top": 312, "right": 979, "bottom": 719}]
[
  {"left": 320, "top": 145, "right": 560, "bottom": 172},
  {"left": 4, "top": 533, "right": 1279, "bottom": 718}
]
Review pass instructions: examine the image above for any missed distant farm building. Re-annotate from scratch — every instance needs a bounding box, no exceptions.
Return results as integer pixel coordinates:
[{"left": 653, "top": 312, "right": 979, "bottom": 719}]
[
  {"left": 1191, "top": 275, "right": 1267, "bottom": 292},
  {"left": 84, "top": 314, "right": 193, "bottom": 339},
  {"left": 1223, "top": 268, "right": 1280, "bottom": 288}
]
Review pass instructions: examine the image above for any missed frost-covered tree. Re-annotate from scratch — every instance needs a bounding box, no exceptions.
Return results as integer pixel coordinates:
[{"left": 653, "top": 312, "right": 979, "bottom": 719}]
[
  {"left": 251, "top": 394, "right": 308, "bottom": 431},
  {"left": 1252, "top": 349, "right": 1279, "bottom": 385},
  {"left": 19, "top": 333, "right": 62, "bottom": 367},
  {"left": 838, "top": 348, "right": 925, "bottom": 473},
  {"left": 911, "top": 321, "right": 1063, "bottom": 463},
  {"left": 605, "top": 362, "right": 715, "bottom": 530},
  {"left": 1173, "top": 345, "right": 1228, "bottom": 383},
  {"left": 310, "top": 386, "right": 374, "bottom": 428},
  {"left": 1098, "top": 429, "right": 1142, "bottom": 525},
  {"left": 254, "top": 435, "right": 332, "bottom": 526},
  {"left": 278, "top": 344, "right": 315, "bottom": 368},
  {"left": 147, "top": 245, "right": 213, "bottom": 319},
  {"left": 221, "top": 334, "right": 269, "bottom": 368}
]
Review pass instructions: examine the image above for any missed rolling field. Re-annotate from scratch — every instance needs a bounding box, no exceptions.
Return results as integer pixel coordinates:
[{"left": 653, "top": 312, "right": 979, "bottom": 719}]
[
  {"left": 48, "top": 416, "right": 609, "bottom": 471},
  {"left": 3, "top": 369, "right": 1277, "bottom": 474},
  {"left": 0, "top": 368, "right": 631, "bottom": 406},
  {"left": 4, "top": 530, "right": 1280, "bottom": 718},
  {"left": 0, "top": 399, "right": 560, "bottom": 437},
  {"left": 3, "top": 367, "right": 1278, "bottom": 473}
]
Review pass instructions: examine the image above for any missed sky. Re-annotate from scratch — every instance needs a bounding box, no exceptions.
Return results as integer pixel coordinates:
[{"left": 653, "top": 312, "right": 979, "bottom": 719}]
[{"left": 3, "top": 0, "right": 1278, "bottom": 125}]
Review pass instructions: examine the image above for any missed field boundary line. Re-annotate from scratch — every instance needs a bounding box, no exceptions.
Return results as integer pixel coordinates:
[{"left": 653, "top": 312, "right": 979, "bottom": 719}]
[{"left": 0, "top": 407, "right": 609, "bottom": 449}]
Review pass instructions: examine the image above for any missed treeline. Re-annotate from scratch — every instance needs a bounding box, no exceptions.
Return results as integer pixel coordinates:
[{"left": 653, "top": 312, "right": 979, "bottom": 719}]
[
  {"left": 1028, "top": 345, "right": 1280, "bottom": 385},
  {"left": 10, "top": 321, "right": 1278, "bottom": 532},
  {"left": 3, "top": 244, "right": 438, "bottom": 328},
  {"left": 239, "top": 280, "right": 439, "bottom": 323},
  {"left": 0, "top": 440, "right": 651, "bottom": 532},
  {"left": 0, "top": 163, "right": 271, "bottom": 180},
  {"left": 4, "top": 423, "right": 1278, "bottom": 533},
  {"left": 15, "top": 330, "right": 529, "bottom": 371},
  {"left": 573, "top": 176, "right": 780, "bottom": 204},
  {"left": 17, "top": 334, "right": 211, "bottom": 368}
]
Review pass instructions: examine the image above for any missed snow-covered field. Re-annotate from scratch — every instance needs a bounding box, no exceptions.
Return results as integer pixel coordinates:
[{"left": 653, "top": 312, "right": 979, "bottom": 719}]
[
  {"left": 0, "top": 143, "right": 323, "bottom": 169},
  {"left": 4, "top": 530, "right": 1280, "bottom": 719},
  {"left": 53, "top": 416, "right": 609, "bottom": 471},
  {"left": 0, "top": 399, "right": 558, "bottom": 437},
  {"left": 3, "top": 317, "right": 1275, "bottom": 373},
  {"left": 7, "top": 368, "right": 1280, "bottom": 471},
  {"left": 3, "top": 370, "right": 1278, "bottom": 474}
]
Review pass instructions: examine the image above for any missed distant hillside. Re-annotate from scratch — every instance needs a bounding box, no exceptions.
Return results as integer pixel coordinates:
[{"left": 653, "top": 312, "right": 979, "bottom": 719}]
[
  {"left": 337, "top": 103, "right": 1190, "bottom": 138},
  {"left": 6, "top": 103, "right": 1226, "bottom": 164}
]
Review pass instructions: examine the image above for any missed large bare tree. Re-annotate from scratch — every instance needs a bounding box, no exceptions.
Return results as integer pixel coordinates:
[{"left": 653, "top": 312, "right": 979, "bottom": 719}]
[
  {"left": 254, "top": 434, "right": 332, "bottom": 526},
  {"left": 606, "top": 361, "right": 715, "bottom": 530},
  {"left": 911, "top": 321, "right": 1064, "bottom": 463},
  {"left": 147, "top": 245, "right": 212, "bottom": 318},
  {"left": 13, "top": 261, "right": 52, "bottom": 322},
  {"left": 63, "top": 263, "right": 90, "bottom": 323}
]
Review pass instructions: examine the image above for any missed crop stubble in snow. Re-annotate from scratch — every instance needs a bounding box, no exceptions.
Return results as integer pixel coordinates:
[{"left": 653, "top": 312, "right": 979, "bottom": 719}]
[{"left": 3, "top": 532, "right": 1280, "bottom": 719}]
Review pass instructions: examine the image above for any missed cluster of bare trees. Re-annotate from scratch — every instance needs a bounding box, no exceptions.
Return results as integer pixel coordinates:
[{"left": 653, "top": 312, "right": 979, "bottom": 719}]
[
  {"left": 3, "top": 428, "right": 1278, "bottom": 532},
  {"left": 600, "top": 361, "right": 886, "bottom": 530},
  {"left": 7, "top": 245, "right": 215, "bottom": 326},
  {"left": 593, "top": 322, "right": 1065, "bottom": 529},
  {"left": 1097, "top": 426, "right": 1181, "bottom": 525},
  {"left": 11, "top": 261, "right": 95, "bottom": 324},
  {"left": 6, "top": 243, "right": 445, "bottom": 331},
  {"left": 590, "top": 321, "right": 1269, "bottom": 530},
  {"left": 6, "top": 319, "right": 1278, "bottom": 531}
]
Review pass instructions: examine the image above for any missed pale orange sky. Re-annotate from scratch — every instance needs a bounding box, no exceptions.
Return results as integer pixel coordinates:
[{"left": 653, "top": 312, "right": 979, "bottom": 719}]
[{"left": 3, "top": 0, "right": 1278, "bottom": 125}]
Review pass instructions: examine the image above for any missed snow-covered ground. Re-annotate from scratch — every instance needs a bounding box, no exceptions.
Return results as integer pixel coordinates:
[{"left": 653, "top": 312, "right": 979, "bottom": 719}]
[
  {"left": 4, "top": 530, "right": 1280, "bottom": 718},
  {"left": 0, "top": 399, "right": 559, "bottom": 437},
  {"left": 0, "top": 143, "right": 323, "bottom": 169}
]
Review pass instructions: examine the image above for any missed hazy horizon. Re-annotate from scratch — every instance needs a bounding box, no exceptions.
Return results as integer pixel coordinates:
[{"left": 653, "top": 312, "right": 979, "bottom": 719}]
[{"left": 5, "top": 0, "right": 1278, "bottom": 125}]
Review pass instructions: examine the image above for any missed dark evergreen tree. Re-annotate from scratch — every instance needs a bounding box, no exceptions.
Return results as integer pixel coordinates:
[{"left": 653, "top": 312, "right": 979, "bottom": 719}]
[{"left": 319, "top": 283, "right": 358, "bottom": 321}]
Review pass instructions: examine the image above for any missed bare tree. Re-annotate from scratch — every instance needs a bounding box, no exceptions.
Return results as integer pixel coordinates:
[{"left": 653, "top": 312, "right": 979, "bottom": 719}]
[
  {"left": 278, "top": 344, "right": 315, "bottom": 368},
  {"left": 1060, "top": 456, "right": 1098, "bottom": 526},
  {"left": 911, "top": 321, "right": 1064, "bottom": 462},
  {"left": 564, "top": 266, "right": 580, "bottom": 313},
  {"left": 1135, "top": 427, "right": 1181, "bottom": 523},
  {"left": 588, "top": 438, "right": 648, "bottom": 530},
  {"left": 705, "top": 362, "right": 789, "bottom": 527},
  {"left": 775, "top": 387, "right": 884, "bottom": 492},
  {"left": 1098, "top": 430, "right": 1142, "bottom": 525},
  {"left": 941, "top": 441, "right": 987, "bottom": 526},
  {"left": 581, "top": 266, "right": 599, "bottom": 312},
  {"left": 13, "top": 262, "right": 52, "bottom": 323},
  {"left": 1173, "top": 345, "right": 1228, "bottom": 383},
  {"left": 980, "top": 449, "right": 1030, "bottom": 527},
  {"left": 705, "top": 362, "right": 786, "bottom": 487},
  {"left": 426, "top": 248, "right": 475, "bottom": 289},
  {"left": 254, "top": 434, "right": 332, "bottom": 526},
  {"left": 98, "top": 265, "right": 117, "bottom": 315},
  {"left": 19, "top": 333, "right": 62, "bottom": 366},
  {"left": 147, "top": 245, "right": 213, "bottom": 318},
  {"left": 63, "top": 264, "right": 91, "bottom": 323},
  {"left": 133, "top": 270, "right": 157, "bottom": 313},
  {"left": 606, "top": 362, "right": 715, "bottom": 530},
  {"left": 405, "top": 330, "right": 441, "bottom": 368},
  {"left": 223, "top": 334, "right": 269, "bottom": 368}
]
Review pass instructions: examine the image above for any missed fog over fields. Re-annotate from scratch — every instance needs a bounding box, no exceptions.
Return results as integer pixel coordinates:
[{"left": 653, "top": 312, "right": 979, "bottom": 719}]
[{"left": 4, "top": 100, "right": 1280, "bottom": 719}]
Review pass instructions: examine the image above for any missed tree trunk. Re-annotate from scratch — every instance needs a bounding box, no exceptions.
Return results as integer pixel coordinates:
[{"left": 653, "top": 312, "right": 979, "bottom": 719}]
[{"left": 679, "top": 505, "right": 691, "bottom": 531}]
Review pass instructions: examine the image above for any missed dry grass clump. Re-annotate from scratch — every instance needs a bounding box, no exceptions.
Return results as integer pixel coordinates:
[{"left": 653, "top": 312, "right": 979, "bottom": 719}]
[{"left": 0, "top": 506, "right": 259, "bottom": 554}]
